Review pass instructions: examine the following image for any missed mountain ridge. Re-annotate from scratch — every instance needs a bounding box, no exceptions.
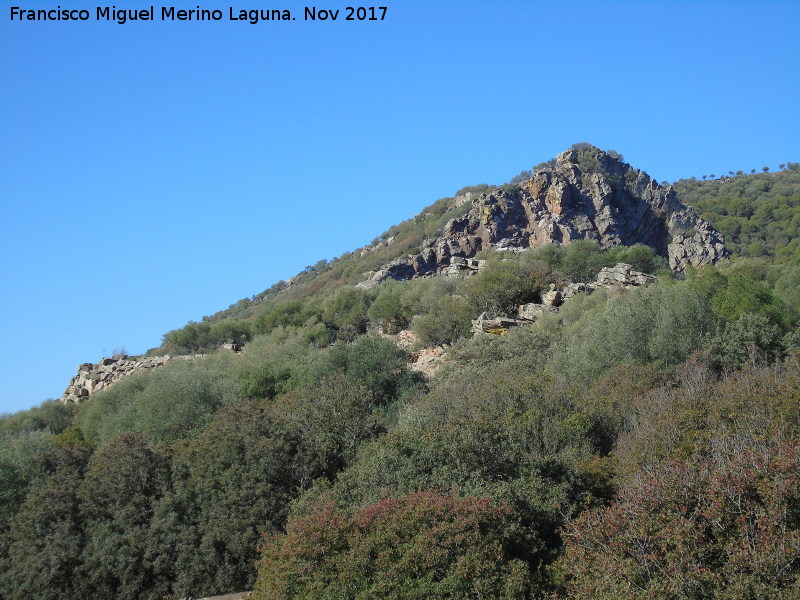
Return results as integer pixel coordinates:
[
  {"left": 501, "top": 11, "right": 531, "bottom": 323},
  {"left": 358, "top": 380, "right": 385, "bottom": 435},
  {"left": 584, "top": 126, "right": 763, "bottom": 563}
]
[
  {"left": 358, "top": 145, "right": 726, "bottom": 289},
  {"left": 190, "top": 143, "right": 731, "bottom": 333}
]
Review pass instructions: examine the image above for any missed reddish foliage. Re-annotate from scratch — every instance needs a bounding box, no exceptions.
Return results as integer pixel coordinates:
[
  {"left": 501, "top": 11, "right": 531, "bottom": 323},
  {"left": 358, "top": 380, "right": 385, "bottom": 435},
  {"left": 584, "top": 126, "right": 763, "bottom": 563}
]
[
  {"left": 558, "top": 435, "right": 800, "bottom": 598},
  {"left": 253, "top": 490, "right": 531, "bottom": 599}
]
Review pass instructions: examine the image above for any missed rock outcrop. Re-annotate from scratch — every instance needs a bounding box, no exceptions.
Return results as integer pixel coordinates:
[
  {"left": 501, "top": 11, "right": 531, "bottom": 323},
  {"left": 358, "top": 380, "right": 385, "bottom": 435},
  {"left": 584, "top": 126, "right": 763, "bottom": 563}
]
[
  {"left": 379, "top": 329, "right": 448, "bottom": 377},
  {"left": 594, "top": 263, "right": 658, "bottom": 287},
  {"left": 474, "top": 262, "right": 658, "bottom": 334},
  {"left": 60, "top": 356, "right": 173, "bottom": 403},
  {"left": 446, "top": 256, "right": 486, "bottom": 276},
  {"left": 360, "top": 145, "right": 727, "bottom": 286},
  {"left": 59, "top": 353, "right": 210, "bottom": 404},
  {"left": 59, "top": 342, "right": 247, "bottom": 404}
]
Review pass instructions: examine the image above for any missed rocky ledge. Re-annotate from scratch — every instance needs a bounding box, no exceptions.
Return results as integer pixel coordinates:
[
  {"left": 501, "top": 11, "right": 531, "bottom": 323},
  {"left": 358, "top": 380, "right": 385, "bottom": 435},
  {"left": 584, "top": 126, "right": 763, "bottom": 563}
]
[
  {"left": 60, "top": 356, "right": 175, "bottom": 403},
  {"left": 59, "top": 354, "right": 210, "bottom": 404}
]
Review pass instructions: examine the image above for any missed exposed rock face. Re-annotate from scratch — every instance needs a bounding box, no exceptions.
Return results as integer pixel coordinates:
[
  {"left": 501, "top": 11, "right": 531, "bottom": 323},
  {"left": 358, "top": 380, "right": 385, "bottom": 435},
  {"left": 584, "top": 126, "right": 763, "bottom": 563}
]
[
  {"left": 60, "top": 342, "right": 245, "bottom": 404},
  {"left": 379, "top": 328, "right": 447, "bottom": 377},
  {"left": 60, "top": 356, "right": 172, "bottom": 403},
  {"left": 410, "top": 345, "right": 448, "bottom": 377},
  {"left": 446, "top": 256, "right": 486, "bottom": 276},
  {"left": 594, "top": 263, "right": 658, "bottom": 288},
  {"left": 59, "top": 353, "right": 207, "bottom": 404},
  {"left": 476, "top": 262, "right": 658, "bottom": 334},
  {"left": 360, "top": 146, "right": 726, "bottom": 286}
]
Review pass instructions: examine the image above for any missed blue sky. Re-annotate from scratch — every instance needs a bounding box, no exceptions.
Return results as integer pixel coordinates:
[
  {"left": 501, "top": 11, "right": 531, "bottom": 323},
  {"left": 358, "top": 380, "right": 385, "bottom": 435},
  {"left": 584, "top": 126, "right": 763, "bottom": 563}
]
[{"left": 1, "top": 0, "right": 799, "bottom": 414}]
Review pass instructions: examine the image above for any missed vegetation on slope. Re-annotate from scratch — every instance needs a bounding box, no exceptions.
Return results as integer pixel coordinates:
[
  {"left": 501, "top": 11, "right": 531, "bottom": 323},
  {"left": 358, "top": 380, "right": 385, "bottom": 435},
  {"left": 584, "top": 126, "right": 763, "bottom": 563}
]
[
  {"left": 1, "top": 155, "right": 799, "bottom": 599},
  {"left": 152, "top": 155, "right": 800, "bottom": 359},
  {"left": 166, "top": 183, "right": 491, "bottom": 332},
  {"left": 673, "top": 163, "right": 800, "bottom": 264}
]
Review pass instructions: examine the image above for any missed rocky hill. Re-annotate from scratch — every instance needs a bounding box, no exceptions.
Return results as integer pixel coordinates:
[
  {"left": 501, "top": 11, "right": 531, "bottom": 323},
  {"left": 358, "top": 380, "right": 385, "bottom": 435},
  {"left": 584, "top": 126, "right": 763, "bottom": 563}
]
[
  {"left": 359, "top": 145, "right": 726, "bottom": 287},
  {"left": 4, "top": 145, "right": 799, "bottom": 600},
  {"left": 56, "top": 144, "right": 734, "bottom": 403}
]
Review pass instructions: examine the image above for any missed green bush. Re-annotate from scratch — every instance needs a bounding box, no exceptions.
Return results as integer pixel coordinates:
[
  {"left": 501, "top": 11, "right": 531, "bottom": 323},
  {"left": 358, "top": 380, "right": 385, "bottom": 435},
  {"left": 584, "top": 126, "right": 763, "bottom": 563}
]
[
  {"left": 0, "top": 401, "right": 77, "bottom": 437},
  {"left": 711, "top": 273, "right": 792, "bottom": 328},
  {"left": 159, "top": 321, "right": 213, "bottom": 354},
  {"left": 528, "top": 241, "right": 665, "bottom": 283},
  {"left": 367, "top": 279, "right": 414, "bottom": 333},
  {"left": 462, "top": 255, "right": 548, "bottom": 315},
  {"left": 547, "top": 283, "right": 714, "bottom": 386},
  {"left": 708, "top": 312, "right": 785, "bottom": 370},
  {"left": 78, "top": 358, "right": 240, "bottom": 446},
  {"left": 77, "top": 434, "right": 170, "bottom": 599},
  {"left": 3, "top": 467, "right": 85, "bottom": 600},
  {"left": 152, "top": 400, "right": 299, "bottom": 596},
  {"left": 253, "top": 300, "right": 323, "bottom": 336},
  {"left": 411, "top": 278, "right": 473, "bottom": 346},
  {"left": 322, "top": 287, "right": 370, "bottom": 341},
  {"left": 774, "top": 266, "right": 800, "bottom": 315},
  {"left": 318, "top": 335, "right": 423, "bottom": 405},
  {"left": 253, "top": 491, "right": 532, "bottom": 600}
]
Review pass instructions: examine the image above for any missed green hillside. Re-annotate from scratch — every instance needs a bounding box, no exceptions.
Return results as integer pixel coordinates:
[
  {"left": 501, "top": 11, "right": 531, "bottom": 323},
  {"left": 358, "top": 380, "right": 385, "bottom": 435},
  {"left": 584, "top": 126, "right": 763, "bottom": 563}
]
[
  {"left": 673, "top": 163, "right": 800, "bottom": 264},
  {"left": 1, "top": 153, "right": 799, "bottom": 600}
]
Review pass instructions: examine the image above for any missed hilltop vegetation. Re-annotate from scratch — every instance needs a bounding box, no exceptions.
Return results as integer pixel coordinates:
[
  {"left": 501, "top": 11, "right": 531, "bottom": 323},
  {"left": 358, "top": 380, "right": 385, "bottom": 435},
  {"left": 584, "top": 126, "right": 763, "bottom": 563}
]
[
  {"left": 673, "top": 163, "right": 800, "bottom": 264},
  {"left": 1, "top": 152, "right": 799, "bottom": 599}
]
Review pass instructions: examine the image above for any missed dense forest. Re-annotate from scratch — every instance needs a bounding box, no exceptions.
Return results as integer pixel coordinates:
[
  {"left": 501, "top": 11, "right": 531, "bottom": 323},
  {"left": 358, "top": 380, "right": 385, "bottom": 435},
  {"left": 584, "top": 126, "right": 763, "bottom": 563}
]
[{"left": 1, "top": 156, "right": 799, "bottom": 599}]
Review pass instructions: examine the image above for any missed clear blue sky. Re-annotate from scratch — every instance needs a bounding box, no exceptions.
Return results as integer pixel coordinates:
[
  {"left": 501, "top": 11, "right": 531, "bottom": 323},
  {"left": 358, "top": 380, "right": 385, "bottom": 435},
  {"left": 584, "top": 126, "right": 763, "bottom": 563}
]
[{"left": 1, "top": 0, "right": 799, "bottom": 414}]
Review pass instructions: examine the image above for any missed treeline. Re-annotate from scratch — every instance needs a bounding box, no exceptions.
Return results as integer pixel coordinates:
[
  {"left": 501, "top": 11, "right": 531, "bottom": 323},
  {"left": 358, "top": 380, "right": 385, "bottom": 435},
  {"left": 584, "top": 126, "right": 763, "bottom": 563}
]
[
  {"left": 1, "top": 242, "right": 799, "bottom": 598},
  {"left": 673, "top": 163, "right": 800, "bottom": 265},
  {"left": 0, "top": 335, "right": 425, "bottom": 599}
]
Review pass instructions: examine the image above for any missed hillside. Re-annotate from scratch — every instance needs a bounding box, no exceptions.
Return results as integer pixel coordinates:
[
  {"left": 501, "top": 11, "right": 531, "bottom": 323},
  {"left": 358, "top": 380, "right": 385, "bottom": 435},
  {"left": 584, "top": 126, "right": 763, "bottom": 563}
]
[
  {"left": 672, "top": 163, "right": 800, "bottom": 264},
  {"left": 150, "top": 144, "right": 730, "bottom": 357},
  {"left": 1, "top": 145, "right": 799, "bottom": 600}
]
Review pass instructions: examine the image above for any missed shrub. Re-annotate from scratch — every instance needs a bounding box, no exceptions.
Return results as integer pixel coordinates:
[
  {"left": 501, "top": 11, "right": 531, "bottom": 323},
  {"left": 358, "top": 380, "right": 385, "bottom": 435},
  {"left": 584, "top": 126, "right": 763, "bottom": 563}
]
[
  {"left": 0, "top": 401, "right": 78, "bottom": 437},
  {"left": 708, "top": 312, "right": 785, "bottom": 370},
  {"left": 461, "top": 256, "right": 547, "bottom": 316},
  {"left": 548, "top": 283, "right": 714, "bottom": 386},
  {"left": 774, "top": 266, "right": 800, "bottom": 315},
  {"left": 0, "top": 429, "right": 54, "bottom": 527},
  {"left": 412, "top": 294, "right": 473, "bottom": 346},
  {"left": 367, "top": 280, "right": 413, "bottom": 333},
  {"left": 160, "top": 321, "right": 213, "bottom": 354},
  {"left": 3, "top": 467, "right": 85, "bottom": 600},
  {"left": 236, "top": 328, "right": 321, "bottom": 399},
  {"left": 711, "top": 273, "right": 792, "bottom": 329},
  {"left": 78, "top": 358, "right": 241, "bottom": 446},
  {"left": 322, "top": 287, "right": 370, "bottom": 341},
  {"left": 253, "top": 491, "right": 531, "bottom": 600},
  {"left": 77, "top": 434, "right": 170, "bottom": 599},
  {"left": 153, "top": 400, "right": 299, "bottom": 596},
  {"left": 318, "top": 335, "right": 423, "bottom": 404},
  {"left": 253, "top": 300, "right": 323, "bottom": 336},
  {"left": 613, "top": 357, "right": 800, "bottom": 479},
  {"left": 557, "top": 435, "right": 800, "bottom": 599}
]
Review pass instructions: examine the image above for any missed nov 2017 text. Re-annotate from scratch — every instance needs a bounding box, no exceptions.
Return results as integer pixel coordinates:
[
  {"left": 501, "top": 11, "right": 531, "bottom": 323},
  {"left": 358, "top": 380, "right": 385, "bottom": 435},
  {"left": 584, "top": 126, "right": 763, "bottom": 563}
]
[{"left": 8, "top": 5, "right": 389, "bottom": 25}]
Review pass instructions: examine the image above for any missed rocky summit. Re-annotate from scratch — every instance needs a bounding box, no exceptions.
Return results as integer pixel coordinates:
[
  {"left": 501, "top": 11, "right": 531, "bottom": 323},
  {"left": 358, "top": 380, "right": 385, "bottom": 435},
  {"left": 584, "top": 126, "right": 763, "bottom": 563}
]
[{"left": 360, "top": 145, "right": 727, "bottom": 287}]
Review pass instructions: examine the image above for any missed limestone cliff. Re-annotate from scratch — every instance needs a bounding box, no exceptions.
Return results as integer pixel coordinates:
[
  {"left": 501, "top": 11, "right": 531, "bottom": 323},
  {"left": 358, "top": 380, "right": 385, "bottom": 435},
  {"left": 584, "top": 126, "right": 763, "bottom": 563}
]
[{"left": 360, "top": 145, "right": 726, "bottom": 287}]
